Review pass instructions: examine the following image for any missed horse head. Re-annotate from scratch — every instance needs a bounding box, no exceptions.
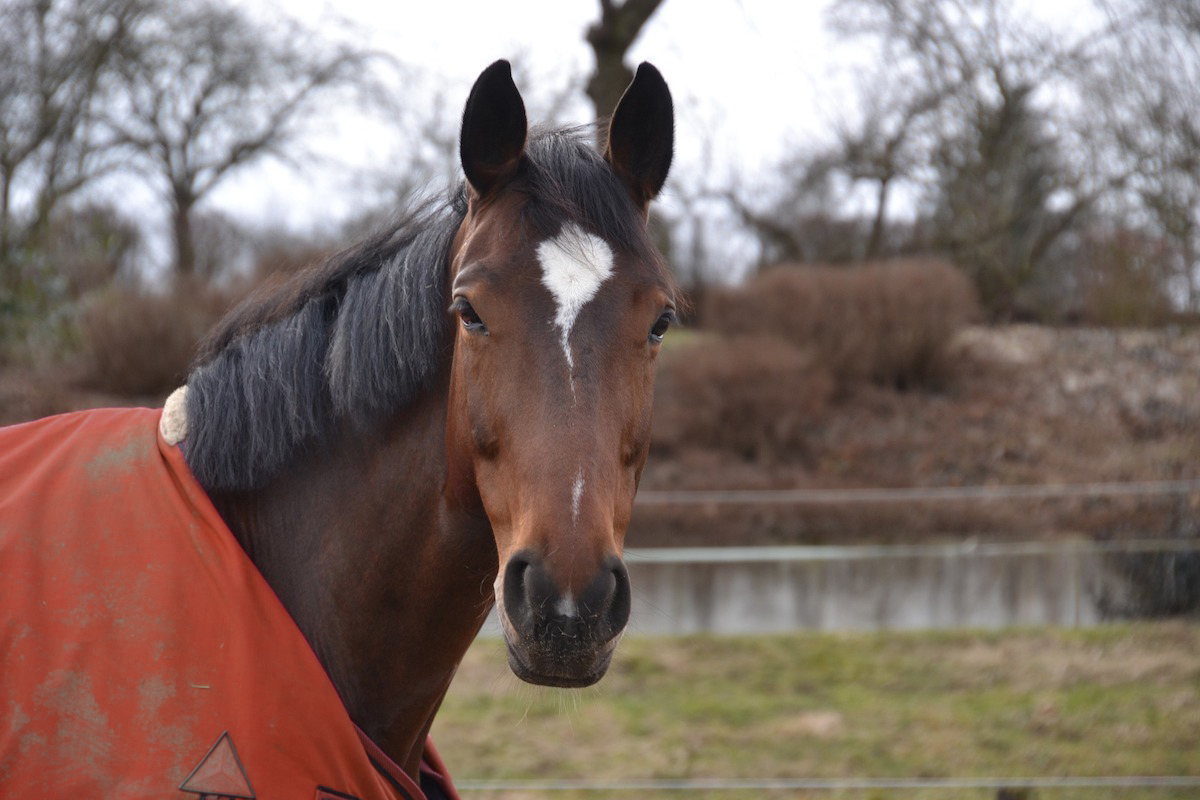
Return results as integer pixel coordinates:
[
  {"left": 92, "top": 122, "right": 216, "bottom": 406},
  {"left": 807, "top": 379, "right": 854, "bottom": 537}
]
[{"left": 445, "top": 61, "right": 675, "bottom": 687}]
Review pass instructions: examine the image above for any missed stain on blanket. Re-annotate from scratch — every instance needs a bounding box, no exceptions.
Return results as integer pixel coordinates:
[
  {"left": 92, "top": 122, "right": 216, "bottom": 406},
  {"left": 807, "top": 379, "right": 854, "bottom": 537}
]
[
  {"left": 84, "top": 431, "right": 154, "bottom": 483},
  {"left": 34, "top": 669, "right": 114, "bottom": 782}
]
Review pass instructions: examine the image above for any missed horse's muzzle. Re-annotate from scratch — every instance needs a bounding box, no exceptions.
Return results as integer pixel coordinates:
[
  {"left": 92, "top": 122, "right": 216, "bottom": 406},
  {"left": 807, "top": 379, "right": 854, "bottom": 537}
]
[{"left": 496, "top": 550, "right": 631, "bottom": 687}]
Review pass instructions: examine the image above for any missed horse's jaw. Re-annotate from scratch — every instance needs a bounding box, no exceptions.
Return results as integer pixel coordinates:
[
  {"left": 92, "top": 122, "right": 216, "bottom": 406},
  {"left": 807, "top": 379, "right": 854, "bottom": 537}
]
[
  {"left": 500, "top": 621, "right": 626, "bottom": 689},
  {"left": 504, "top": 643, "right": 618, "bottom": 689}
]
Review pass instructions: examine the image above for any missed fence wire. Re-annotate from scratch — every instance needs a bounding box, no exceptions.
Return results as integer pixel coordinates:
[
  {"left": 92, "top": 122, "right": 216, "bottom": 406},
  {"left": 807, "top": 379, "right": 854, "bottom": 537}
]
[
  {"left": 635, "top": 478, "right": 1200, "bottom": 506},
  {"left": 455, "top": 775, "right": 1200, "bottom": 792}
]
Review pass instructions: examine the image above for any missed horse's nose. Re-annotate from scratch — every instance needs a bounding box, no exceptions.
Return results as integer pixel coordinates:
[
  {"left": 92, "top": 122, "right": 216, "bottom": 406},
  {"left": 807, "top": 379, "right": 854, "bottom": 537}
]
[{"left": 502, "top": 550, "right": 631, "bottom": 644}]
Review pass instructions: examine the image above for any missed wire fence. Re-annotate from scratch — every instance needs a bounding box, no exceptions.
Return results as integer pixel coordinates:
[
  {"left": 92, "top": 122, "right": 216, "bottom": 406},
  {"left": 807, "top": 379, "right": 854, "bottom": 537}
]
[
  {"left": 625, "top": 537, "right": 1200, "bottom": 564},
  {"left": 455, "top": 775, "right": 1200, "bottom": 792},
  {"left": 634, "top": 478, "right": 1200, "bottom": 506}
]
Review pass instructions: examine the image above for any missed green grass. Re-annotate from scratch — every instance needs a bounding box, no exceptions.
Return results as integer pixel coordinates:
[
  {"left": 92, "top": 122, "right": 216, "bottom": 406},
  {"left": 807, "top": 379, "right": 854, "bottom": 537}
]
[{"left": 431, "top": 623, "right": 1200, "bottom": 799}]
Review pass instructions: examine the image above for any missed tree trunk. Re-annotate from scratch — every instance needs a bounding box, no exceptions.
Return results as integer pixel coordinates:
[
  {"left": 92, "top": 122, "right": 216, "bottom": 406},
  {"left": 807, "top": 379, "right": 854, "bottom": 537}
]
[
  {"left": 0, "top": 166, "right": 11, "bottom": 268},
  {"left": 1185, "top": 235, "right": 1198, "bottom": 314},
  {"left": 585, "top": 0, "right": 666, "bottom": 123},
  {"left": 172, "top": 198, "right": 196, "bottom": 279},
  {"left": 866, "top": 176, "right": 892, "bottom": 260}
]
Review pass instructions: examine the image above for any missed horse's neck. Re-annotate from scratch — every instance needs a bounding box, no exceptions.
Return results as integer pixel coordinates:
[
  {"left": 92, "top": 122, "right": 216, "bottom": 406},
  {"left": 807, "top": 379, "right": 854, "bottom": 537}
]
[{"left": 211, "top": 381, "right": 497, "bottom": 778}]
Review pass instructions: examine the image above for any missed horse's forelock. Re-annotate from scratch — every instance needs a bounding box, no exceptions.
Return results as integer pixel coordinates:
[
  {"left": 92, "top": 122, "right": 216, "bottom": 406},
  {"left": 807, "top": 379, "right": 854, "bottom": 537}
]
[{"left": 522, "top": 126, "right": 671, "bottom": 287}]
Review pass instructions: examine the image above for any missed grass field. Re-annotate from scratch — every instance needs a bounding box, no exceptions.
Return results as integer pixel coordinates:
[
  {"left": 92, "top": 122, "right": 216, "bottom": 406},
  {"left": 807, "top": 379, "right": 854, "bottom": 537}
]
[{"left": 431, "top": 623, "right": 1200, "bottom": 799}]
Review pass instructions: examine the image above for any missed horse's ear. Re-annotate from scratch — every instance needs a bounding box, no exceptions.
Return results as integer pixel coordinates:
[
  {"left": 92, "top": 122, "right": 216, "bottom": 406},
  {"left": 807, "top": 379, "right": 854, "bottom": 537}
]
[
  {"left": 460, "top": 60, "right": 528, "bottom": 198},
  {"left": 604, "top": 62, "right": 674, "bottom": 209}
]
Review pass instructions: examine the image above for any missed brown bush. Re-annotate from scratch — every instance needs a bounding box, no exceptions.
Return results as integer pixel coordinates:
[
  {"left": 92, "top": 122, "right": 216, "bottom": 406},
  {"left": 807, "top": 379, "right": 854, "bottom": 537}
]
[
  {"left": 705, "top": 260, "right": 980, "bottom": 390},
  {"left": 652, "top": 335, "right": 834, "bottom": 463},
  {"left": 1075, "top": 228, "right": 1175, "bottom": 327},
  {"left": 76, "top": 281, "right": 235, "bottom": 396},
  {"left": 41, "top": 204, "right": 141, "bottom": 298}
]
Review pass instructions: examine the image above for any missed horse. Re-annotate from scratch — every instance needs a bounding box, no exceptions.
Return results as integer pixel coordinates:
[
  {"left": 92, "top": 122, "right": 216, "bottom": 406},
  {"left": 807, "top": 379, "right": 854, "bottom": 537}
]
[{"left": 0, "top": 60, "right": 675, "bottom": 799}]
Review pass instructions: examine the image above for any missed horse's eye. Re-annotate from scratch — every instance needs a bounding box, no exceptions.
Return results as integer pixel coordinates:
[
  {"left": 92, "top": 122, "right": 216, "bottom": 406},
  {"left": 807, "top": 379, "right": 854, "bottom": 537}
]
[
  {"left": 451, "top": 297, "right": 487, "bottom": 335},
  {"left": 649, "top": 310, "right": 675, "bottom": 344}
]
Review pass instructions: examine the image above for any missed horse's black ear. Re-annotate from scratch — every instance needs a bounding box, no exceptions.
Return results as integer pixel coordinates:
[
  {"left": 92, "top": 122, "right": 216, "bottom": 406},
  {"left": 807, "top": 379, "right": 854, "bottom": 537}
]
[
  {"left": 460, "top": 60, "right": 528, "bottom": 197},
  {"left": 604, "top": 62, "right": 674, "bottom": 209}
]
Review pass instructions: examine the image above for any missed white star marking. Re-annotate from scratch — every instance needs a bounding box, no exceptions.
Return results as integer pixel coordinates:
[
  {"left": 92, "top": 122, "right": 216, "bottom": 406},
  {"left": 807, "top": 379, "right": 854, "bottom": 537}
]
[{"left": 537, "top": 223, "right": 615, "bottom": 379}]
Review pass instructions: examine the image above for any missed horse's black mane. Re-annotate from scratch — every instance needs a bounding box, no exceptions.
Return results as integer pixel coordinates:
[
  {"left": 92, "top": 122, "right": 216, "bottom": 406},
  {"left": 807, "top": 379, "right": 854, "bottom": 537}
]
[{"left": 184, "top": 125, "right": 668, "bottom": 492}]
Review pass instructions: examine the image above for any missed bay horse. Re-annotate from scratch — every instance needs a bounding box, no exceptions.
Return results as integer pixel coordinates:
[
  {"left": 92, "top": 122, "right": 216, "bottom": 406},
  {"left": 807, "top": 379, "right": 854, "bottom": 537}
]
[{"left": 0, "top": 60, "right": 675, "bottom": 798}]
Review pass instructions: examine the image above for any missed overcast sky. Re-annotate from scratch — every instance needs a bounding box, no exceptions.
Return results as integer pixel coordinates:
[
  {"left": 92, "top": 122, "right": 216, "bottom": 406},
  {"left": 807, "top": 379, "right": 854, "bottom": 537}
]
[
  {"left": 157, "top": 0, "right": 1103, "bottom": 278},
  {"left": 205, "top": 1, "right": 853, "bottom": 229}
]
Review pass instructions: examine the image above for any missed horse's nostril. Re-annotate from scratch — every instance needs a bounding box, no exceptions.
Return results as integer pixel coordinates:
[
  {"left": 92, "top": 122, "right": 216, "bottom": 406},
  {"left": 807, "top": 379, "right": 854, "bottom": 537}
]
[
  {"left": 575, "top": 557, "right": 630, "bottom": 634},
  {"left": 503, "top": 551, "right": 630, "bottom": 643},
  {"left": 595, "top": 571, "right": 617, "bottom": 614},
  {"left": 502, "top": 554, "right": 534, "bottom": 633},
  {"left": 608, "top": 559, "right": 631, "bottom": 632}
]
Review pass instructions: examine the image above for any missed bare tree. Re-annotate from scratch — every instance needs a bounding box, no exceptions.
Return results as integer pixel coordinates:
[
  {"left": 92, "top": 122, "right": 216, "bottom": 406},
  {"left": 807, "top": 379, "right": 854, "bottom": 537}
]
[
  {"left": 0, "top": 0, "right": 142, "bottom": 279},
  {"left": 818, "top": 0, "right": 1118, "bottom": 317},
  {"left": 833, "top": 74, "right": 959, "bottom": 260},
  {"left": 1096, "top": 0, "right": 1200, "bottom": 311},
  {"left": 930, "top": 82, "right": 1083, "bottom": 316},
  {"left": 730, "top": 0, "right": 986, "bottom": 270},
  {"left": 585, "top": 0, "right": 667, "bottom": 122},
  {"left": 105, "top": 0, "right": 379, "bottom": 278},
  {"left": 725, "top": 148, "right": 858, "bottom": 267}
]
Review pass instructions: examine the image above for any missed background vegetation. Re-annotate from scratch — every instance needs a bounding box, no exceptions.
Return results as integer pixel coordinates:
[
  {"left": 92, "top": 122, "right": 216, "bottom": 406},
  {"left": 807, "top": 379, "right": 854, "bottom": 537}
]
[{"left": 3, "top": 0, "right": 1200, "bottom": 379}]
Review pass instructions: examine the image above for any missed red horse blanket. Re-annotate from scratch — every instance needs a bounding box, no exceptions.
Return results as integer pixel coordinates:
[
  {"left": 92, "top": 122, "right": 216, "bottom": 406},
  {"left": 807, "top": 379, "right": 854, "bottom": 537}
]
[{"left": 0, "top": 407, "right": 460, "bottom": 800}]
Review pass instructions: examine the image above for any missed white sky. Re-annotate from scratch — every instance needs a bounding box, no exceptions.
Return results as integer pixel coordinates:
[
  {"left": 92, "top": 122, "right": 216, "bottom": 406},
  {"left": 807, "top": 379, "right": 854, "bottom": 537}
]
[{"left": 207, "top": 1, "right": 846, "bottom": 230}]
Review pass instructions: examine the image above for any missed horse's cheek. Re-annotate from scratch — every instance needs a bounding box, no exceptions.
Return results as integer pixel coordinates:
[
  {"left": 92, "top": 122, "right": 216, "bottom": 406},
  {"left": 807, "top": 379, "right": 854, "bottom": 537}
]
[
  {"left": 442, "top": 366, "right": 485, "bottom": 508},
  {"left": 620, "top": 359, "right": 657, "bottom": 460},
  {"left": 462, "top": 379, "right": 503, "bottom": 462}
]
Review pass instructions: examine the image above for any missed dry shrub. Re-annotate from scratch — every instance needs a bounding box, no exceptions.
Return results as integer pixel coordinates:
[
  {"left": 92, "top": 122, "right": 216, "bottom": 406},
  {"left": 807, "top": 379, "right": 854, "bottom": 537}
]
[
  {"left": 652, "top": 335, "right": 834, "bottom": 463},
  {"left": 41, "top": 204, "right": 141, "bottom": 298},
  {"left": 77, "top": 281, "right": 235, "bottom": 396},
  {"left": 1076, "top": 228, "right": 1175, "bottom": 327},
  {"left": 705, "top": 260, "right": 979, "bottom": 390}
]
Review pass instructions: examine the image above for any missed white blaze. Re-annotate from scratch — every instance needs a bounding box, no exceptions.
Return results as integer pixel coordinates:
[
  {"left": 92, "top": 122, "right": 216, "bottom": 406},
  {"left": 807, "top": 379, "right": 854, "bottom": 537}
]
[
  {"left": 571, "top": 467, "right": 585, "bottom": 525},
  {"left": 538, "top": 226, "right": 608, "bottom": 595},
  {"left": 537, "top": 223, "right": 615, "bottom": 375}
]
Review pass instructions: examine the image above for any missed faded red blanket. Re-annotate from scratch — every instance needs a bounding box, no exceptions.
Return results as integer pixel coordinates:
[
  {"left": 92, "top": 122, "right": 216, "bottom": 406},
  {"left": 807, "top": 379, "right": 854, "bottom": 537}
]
[{"left": 0, "top": 407, "right": 459, "bottom": 800}]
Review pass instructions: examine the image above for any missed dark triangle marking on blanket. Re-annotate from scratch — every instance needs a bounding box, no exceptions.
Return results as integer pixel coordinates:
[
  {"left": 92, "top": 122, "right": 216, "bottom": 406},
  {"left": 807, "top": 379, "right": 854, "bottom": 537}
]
[{"left": 179, "top": 731, "right": 256, "bottom": 799}]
